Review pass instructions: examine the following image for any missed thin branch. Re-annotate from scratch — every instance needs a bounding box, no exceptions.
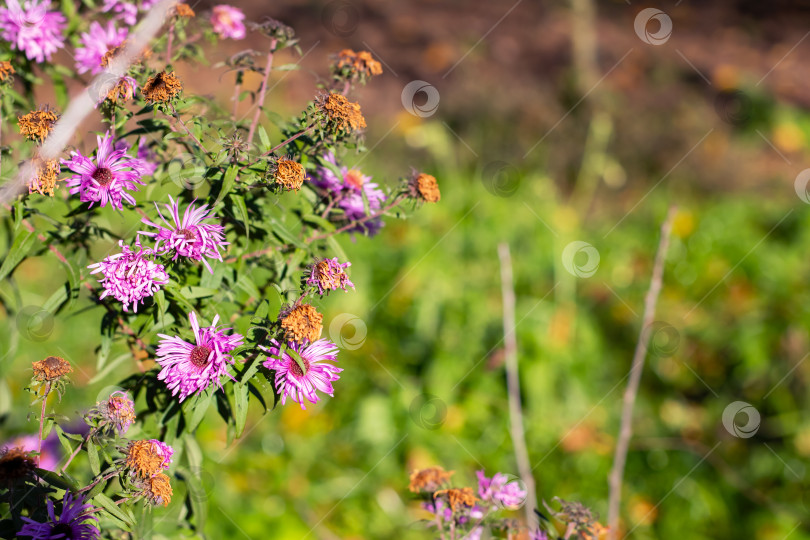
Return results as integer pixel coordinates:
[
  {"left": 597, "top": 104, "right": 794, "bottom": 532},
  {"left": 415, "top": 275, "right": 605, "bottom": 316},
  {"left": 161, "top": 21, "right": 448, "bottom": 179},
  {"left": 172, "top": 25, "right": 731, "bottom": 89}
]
[
  {"left": 37, "top": 383, "right": 51, "bottom": 466},
  {"left": 607, "top": 205, "right": 677, "bottom": 538},
  {"left": 497, "top": 242, "right": 539, "bottom": 529},
  {"left": 247, "top": 39, "right": 278, "bottom": 146}
]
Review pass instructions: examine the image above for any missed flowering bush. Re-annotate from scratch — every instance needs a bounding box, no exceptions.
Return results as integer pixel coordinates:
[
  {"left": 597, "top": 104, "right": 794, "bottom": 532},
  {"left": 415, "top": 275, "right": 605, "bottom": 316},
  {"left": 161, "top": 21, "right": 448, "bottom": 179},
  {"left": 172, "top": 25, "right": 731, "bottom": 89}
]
[{"left": 0, "top": 1, "right": 438, "bottom": 537}]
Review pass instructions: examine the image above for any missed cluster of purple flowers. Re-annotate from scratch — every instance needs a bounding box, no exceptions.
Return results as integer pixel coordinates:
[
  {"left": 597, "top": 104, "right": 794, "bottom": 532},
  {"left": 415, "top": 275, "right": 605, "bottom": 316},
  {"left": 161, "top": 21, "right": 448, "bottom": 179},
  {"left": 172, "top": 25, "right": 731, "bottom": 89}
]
[
  {"left": 423, "top": 470, "right": 528, "bottom": 538},
  {"left": 310, "top": 152, "right": 387, "bottom": 236},
  {"left": 87, "top": 239, "right": 168, "bottom": 313},
  {"left": 0, "top": 0, "right": 247, "bottom": 67}
]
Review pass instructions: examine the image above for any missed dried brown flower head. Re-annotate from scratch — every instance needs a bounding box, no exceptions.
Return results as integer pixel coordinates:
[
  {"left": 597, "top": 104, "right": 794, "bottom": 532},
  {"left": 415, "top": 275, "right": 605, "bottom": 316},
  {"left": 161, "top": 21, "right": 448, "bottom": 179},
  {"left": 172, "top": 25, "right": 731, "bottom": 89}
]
[
  {"left": 125, "top": 440, "right": 167, "bottom": 479},
  {"left": 28, "top": 159, "right": 61, "bottom": 197},
  {"left": 142, "top": 71, "right": 183, "bottom": 104},
  {"left": 106, "top": 77, "right": 137, "bottom": 104},
  {"left": 18, "top": 108, "right": 58, "bottom": 142},
  {"left": 100, "top": 41, "right": 151, "bottom": 68},
  {"left": 280, "top": 304, "right": 323, "bottom": 344},
  {"left": 0, "top": 61, "right": 15, "bottom": 83},
  {"left": 434, "top": 487, "right": 478, "bottom": 511},
  {"left": 144, "top": 473, "right": 173, "bottom": 506},
  {"left": 410, "top": 173, "right": 441, "bottom": 203},
  {"left": 273, "top": 157, "right": 306, "bottom": 191},
  {"left": 317, "top": 92, "right": 366, "bottom": 133},
  {"left": 31, "top": 356, "right": 72, "bottom": 382},
  {"left": 173, "top": 2, "right": 195, "bottom": 18},
  {"left": 408, "top": 466, "right": 454, "bottom": 493},
  {"left": 0, "top": 447, "right": 36, "bottom": 486},
  {"left": 335, "top": 49, "right": 383, "bottom": 78}
]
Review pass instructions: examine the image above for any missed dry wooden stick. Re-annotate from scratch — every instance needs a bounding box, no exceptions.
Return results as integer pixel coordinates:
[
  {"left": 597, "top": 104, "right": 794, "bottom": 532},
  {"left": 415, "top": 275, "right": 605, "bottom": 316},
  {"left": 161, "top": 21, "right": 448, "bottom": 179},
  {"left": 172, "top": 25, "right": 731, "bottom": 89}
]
[
  {"left": 607, "top": 206, "right": 677, "bottom": 538},
  {"left": 497, "top": 242, "right": 539, "bottom": 529}
]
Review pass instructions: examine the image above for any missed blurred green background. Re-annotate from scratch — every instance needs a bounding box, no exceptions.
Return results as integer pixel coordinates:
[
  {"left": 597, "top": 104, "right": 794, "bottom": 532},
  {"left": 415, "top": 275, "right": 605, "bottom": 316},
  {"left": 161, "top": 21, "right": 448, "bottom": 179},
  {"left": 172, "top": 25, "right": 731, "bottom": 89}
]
[{"left": 4, "top": 1, "right": 810, "bottom": 538}]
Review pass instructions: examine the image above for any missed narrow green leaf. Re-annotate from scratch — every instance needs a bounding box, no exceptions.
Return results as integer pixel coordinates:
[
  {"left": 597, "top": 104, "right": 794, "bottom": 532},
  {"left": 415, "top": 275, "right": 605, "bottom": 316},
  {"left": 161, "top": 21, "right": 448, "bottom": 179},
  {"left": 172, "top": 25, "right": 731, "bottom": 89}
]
[
  {"left": 186, "top": 390, "right": 212, "bottom": 433},
  {"left": 215, "top": 165, "right": 239, "bottom": 206},
  {"left": 0, "top": 230, "right": 35, "bottom": 282},
  {"left": 87, "top": 442, "right": 101, "bottom": 476},
  {"left": 94, "top": 493, "right": 134, "bottom": 529},
  {"left": 233, "top": 382, "right": 249, "bottom": 438},
  {"left": 35, "top": 468, "right": 78, "bottom": 491},
  {"left": 230, "top": 194, "right": 250, "bottom": 241}
]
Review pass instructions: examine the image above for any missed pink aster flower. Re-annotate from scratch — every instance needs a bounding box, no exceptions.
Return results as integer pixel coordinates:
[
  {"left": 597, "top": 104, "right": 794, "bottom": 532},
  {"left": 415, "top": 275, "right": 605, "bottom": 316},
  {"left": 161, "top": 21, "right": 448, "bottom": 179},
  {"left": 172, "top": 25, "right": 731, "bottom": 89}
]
[
  {"left": 262, "top": 338, "right": 342, "bottom": 410},
  {"left": 101, "top": 0, "right": 138, "bottom": 26},
  {"left": 0, "top": 0, "right": 66, "bottom": 63},
  {"left": 74, "top": 20, "right": 127, "bottom": 74},
  {"left": 310, "top": 152, "right": 386, "bottom": 236},
  {"left": 305, "top": 257, "right": 354, "bottom": 296},
  {"left": 89, "top": 390, "right": 136, "bottom": 436},
  {"left": 7, "top": 434, "right": 59, "bottom": 471},
  {"left": 87, "top": 240, "right": 168, "bottom": 313},
  {"left": 476, "top": 470, "right": 527, "bottom": 510},
  {"left": 64, "top": 131, "right": 145, "bottom": 210},
  {"left": 156, "top": 312, "right": 244, "bottom": 402},
  {"left": 210, "top": 5, "right": 245, "bottom": 40},
  {"left": 134, "top": 136, "right": 158, "bottom": 176},
  {"left": 529, "top": 531, "right": 549, "bottom": 540},
  {"left": 139, "top": 196, "right": 228, "bottom": 273}
]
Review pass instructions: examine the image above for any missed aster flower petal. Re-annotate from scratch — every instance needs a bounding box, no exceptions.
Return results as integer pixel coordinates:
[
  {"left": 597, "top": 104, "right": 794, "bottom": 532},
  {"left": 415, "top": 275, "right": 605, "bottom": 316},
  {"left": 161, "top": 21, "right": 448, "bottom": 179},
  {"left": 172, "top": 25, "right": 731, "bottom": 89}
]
[
  {"left": 262, "top": 338, "right": 342, "bottom": 410},
  {"left": 156, "top": 312, "right": 244, "bottom": 402}
]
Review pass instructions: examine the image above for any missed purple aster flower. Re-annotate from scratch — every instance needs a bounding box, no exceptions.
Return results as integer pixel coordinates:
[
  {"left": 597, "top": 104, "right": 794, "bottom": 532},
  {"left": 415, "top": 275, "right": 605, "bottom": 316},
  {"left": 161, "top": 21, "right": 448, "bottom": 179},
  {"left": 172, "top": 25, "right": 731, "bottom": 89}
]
[
  {"left": 210, "top": 5, "right": 245, "bottom": 40},
  {"left": 64, "top": 131, "right": 145, "bottom": 210},
  {"left": 0, "top": 0, "right": 66, "bottom": 63},
  {"left": 306, "top": 257, "right": 354, "bottom": 296},
  {"left": 101, "top": 0, "right": 138, "bottom": 26},
  {"left": 529, "top": 530, "right": 549, "bottom": 540},
  {"left": 262, "top": 339, "right": 342, "bottom": 410},
  {"left": 310, "top": 152, "right": 387, "bottom": 236},
  {"left": 74, "top": 20, "right": 127, "bottom": 74},
  {"left": 476, "top": 470, "right": 527, "bottom": 510},
  {"left": 134, "top": 136, "right": 158, "bottom": 176},
  {"left": 18, "top": 491, "right": 100, "bottom": 540},
  {"left": 87, "top": 240, "right": 168, "bottom": 313},
  {"left": 139, "top": 196, "right": 228, "bottom": 274},
  {"left": 156, "top": 312, "right": 244, "bottom": 402},
  {"left": 6, "top": 433, "right": 60, "bottom": 471}
]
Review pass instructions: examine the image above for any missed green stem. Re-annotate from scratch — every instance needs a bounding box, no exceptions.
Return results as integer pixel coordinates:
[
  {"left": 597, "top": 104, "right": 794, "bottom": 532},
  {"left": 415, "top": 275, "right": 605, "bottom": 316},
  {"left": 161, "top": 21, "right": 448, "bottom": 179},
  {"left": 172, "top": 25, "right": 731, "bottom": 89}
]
[{"left": 37, "top": 382, "right": 51, "bottom": 467}]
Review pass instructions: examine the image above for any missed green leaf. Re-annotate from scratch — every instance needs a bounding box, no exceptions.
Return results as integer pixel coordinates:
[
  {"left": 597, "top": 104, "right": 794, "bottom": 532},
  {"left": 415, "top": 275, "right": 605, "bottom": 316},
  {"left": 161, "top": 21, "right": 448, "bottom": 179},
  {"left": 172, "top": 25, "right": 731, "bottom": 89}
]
[
  {"left": 94, "top": 493, "right": 134, "bottom": 530},
  {"left": 215, "top": 165, "right": 239, "bottom": 206},
  {"left": 233, "top": 382, "right": 249, "bottom": 438},
  {"left": 257, "top": 125, "right": 271, "bottom": 152},
  {"left": 87, "top": 442, "right": 101, "bottom": 476},
  {"left": 0, "top": 230, "right": 35, "bottom": 282},
  {"left": 90, "top": 353, "right": 130, "bottom": 384},
  {"left": 185, "top": 390, "right": 213, "bottom": 433},
  {"left": 230, "top": 194, "right": 250, "bottom": 241},
  {"left": 35, "top": 468, "right": 78, "bottom": 491},
  {"left": 84, "top": 477, "right": 107, "bottom": 501},
  {"left": 184, "top": 434, "right": 203, "bottom": 471},
  {"left": 177, "top": 286, "right": 219, "bottom": 299}
]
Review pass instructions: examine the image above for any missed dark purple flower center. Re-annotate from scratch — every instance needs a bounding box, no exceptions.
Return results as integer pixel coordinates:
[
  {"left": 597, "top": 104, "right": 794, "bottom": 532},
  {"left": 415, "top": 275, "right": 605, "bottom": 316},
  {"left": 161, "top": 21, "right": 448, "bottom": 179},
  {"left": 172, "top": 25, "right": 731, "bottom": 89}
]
[
  {"left": 190, "top": 346, "right": 212, "bottom": 368},
  {"left": 50, "top": 523, "right": 75, "bottom": 537},
  {"left": 92, "top": 167, "right": 113, "bottom": 187},
  {"left": 176, "top": 228, "right": 196, "bottom": 241},
  {"left": 289, "top": 357, "right": 310, "bottom": 377}
]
